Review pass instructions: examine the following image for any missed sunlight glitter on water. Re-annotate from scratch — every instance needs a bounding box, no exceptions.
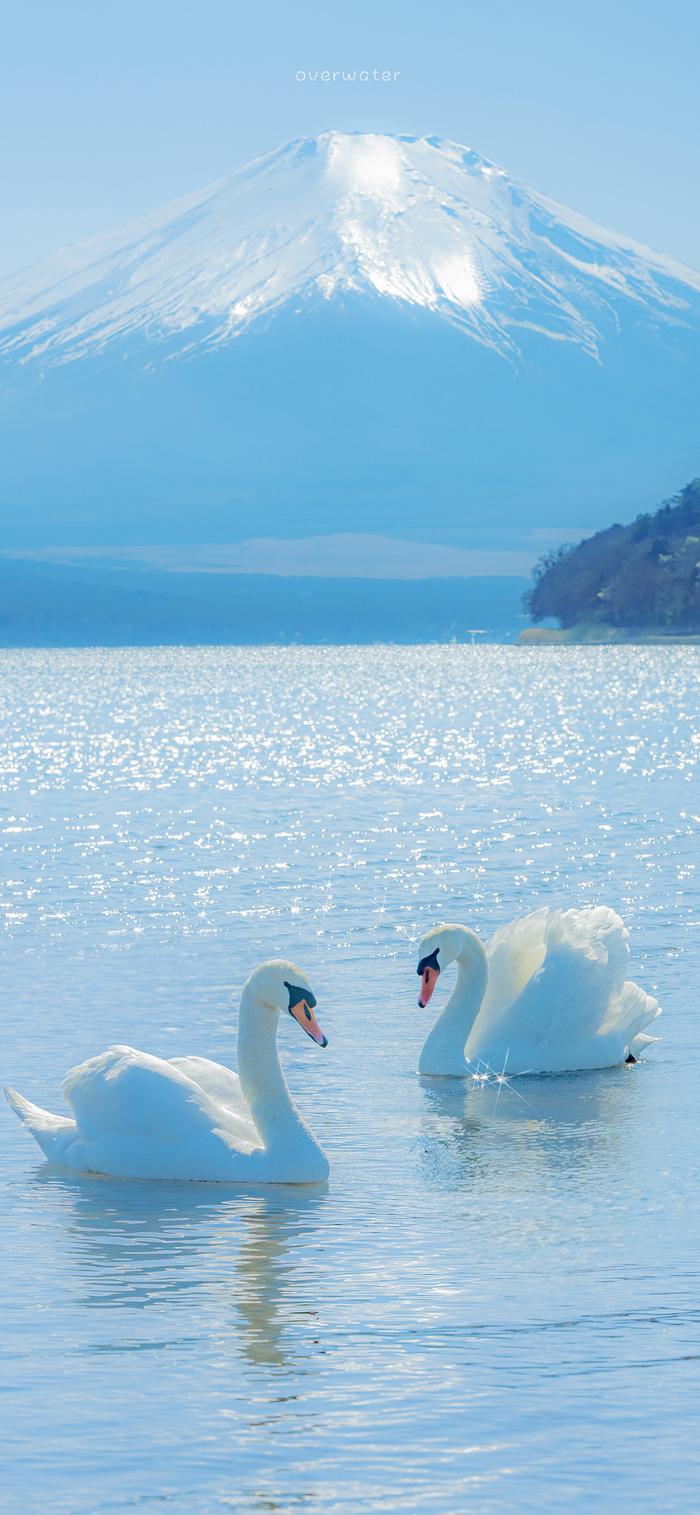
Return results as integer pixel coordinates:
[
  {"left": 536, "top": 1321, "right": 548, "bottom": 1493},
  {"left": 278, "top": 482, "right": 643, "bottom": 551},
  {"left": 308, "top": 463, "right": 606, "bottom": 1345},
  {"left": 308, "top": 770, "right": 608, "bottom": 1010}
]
[{"left": 1, "top": 645, "right": 699, "bottom": 795}]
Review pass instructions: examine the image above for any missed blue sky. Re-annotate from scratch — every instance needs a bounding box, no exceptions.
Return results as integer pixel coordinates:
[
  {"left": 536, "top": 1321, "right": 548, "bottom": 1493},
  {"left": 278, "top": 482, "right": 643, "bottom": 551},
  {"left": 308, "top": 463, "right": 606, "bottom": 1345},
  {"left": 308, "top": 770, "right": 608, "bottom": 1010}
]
[{"left": 2, "top": 0, "right": 699, "bottom": 277}]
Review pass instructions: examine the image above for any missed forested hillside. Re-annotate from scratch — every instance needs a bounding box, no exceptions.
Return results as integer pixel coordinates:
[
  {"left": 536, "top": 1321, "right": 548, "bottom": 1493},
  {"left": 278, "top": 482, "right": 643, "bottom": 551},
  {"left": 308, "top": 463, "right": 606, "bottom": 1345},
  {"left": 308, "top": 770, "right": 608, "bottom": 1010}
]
[{"left": 526, "top": 479, "right": 700, "bottom": 630}]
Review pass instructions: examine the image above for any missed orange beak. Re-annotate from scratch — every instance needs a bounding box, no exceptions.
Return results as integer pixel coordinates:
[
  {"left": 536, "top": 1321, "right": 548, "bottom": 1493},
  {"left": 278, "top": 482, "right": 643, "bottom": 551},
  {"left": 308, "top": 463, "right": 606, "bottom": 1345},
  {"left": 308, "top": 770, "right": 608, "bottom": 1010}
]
[
  {"left": 418, "top": 966, "right": 440, "bottom": 1009},
  {"left": 289, "top": 998, "right": 328, "bottom": 1047}
]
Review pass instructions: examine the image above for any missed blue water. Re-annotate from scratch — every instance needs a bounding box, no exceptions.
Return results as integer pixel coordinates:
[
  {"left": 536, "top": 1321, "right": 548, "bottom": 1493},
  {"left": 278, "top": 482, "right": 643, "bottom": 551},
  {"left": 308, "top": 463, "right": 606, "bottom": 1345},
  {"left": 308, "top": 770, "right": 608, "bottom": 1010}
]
[{"left": 2, "top": 644, "right": 699, "bottom": 1512}]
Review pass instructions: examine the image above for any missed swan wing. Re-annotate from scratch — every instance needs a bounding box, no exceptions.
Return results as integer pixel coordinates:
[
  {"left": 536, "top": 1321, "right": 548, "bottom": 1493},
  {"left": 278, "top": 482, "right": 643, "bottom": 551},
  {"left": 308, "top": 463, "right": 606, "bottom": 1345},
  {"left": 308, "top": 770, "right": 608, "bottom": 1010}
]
[
  {"left": 482, "top": 908, "right": 549, "bottom": 1016},
  {"left": 60, "top": 1045, "right": 261, "bottom": 1177},
  {"left": 62, "top": 1046, "right": 208, "bottom": 1141},
  {"left": 475, "top": 908, "right": 656, "bottom": 1070},
  {"left": 168, "top": 1055, "right": 258, "bottom": 1143},
  {"left": 507, "top": 907, "right": 631, "bottom": 1041}
]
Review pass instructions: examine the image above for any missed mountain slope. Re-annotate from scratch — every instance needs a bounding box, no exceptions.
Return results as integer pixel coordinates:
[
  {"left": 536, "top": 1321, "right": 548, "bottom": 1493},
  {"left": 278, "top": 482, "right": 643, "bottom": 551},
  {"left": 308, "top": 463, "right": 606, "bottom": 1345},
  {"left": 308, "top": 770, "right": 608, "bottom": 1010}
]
[
  {"left": 2, "top": 131, "right": 699, "bottom": 367},
  {"left": 1, "top": 132, "right": 699, "bottom": 551}
]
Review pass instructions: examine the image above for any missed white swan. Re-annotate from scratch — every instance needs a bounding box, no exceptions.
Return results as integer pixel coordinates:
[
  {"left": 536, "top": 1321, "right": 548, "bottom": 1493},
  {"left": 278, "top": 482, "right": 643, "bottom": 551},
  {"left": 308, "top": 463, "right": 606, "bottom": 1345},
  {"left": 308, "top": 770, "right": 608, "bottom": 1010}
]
[
  {"left": 5, "top": 960, "right": 330, "bottom": 1184},
  {"left": 415, "top": 908, "right": 661, "bottom": 1077}
]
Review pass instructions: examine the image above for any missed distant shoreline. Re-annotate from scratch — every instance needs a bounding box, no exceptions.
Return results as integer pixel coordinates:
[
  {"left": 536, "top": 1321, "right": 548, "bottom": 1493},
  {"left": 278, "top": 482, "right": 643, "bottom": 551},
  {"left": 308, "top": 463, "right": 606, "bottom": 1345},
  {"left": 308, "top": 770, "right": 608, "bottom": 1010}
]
[{"left": 519, "top": 625, "right": 700, "bottom": 646}]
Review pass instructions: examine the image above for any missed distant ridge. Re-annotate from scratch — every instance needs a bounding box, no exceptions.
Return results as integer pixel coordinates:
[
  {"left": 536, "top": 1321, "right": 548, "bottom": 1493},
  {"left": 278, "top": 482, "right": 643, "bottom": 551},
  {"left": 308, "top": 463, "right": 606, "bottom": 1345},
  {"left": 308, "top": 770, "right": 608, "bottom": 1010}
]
[{"left": 0, "top": 558, "right": 526, "bottom": 647}]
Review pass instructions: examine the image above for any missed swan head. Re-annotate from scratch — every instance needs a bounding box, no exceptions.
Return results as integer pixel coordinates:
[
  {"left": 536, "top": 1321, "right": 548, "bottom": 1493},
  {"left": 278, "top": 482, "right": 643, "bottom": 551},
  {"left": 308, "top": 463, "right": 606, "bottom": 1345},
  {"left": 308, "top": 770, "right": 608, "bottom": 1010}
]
[
  {"left": 244, "top": 959, "right": 328, "bottom": 1047},
  {"left": 416, "top": 923, "right": 485, "bottom": 1007}
]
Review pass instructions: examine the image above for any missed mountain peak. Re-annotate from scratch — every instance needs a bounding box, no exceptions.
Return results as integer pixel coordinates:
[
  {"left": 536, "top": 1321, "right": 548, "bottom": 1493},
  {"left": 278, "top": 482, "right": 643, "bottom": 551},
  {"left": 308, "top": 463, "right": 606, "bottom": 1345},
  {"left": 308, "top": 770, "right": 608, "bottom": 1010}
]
[{"left": 2, "top": 129, "right": 699, "bottom": 367}]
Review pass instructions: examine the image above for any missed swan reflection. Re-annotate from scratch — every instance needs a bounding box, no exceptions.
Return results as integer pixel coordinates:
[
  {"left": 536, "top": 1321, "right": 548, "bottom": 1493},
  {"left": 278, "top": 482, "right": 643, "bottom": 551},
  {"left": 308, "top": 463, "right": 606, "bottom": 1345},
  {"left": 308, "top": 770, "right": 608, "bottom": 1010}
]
[
  {"left": 34, "top": 1169, "right": 326, "bottom": 1368},
  {"left": 418, "top": 1062, "right": 645, "bottom": 1193}
]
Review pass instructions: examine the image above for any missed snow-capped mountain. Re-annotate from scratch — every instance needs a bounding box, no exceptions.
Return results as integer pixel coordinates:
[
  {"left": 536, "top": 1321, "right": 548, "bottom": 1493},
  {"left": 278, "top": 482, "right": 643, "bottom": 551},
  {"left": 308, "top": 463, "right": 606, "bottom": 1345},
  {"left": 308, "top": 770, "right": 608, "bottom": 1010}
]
[
  {"left": 2, "top": 131, "right": 699, "bottom": 367},
  {"left": 1, "top": 132, "right": 699, "bottom": 553}
]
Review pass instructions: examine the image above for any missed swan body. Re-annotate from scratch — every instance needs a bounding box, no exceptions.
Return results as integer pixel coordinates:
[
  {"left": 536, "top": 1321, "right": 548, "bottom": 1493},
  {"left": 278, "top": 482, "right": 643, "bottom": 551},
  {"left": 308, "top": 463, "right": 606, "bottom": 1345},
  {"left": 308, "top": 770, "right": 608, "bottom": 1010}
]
[
  {"left": 416, "top": 908, "right": 661, "bottom": 1077},
  {"left": 5, "top": 960, "right": 330, "bottom": 1184}
]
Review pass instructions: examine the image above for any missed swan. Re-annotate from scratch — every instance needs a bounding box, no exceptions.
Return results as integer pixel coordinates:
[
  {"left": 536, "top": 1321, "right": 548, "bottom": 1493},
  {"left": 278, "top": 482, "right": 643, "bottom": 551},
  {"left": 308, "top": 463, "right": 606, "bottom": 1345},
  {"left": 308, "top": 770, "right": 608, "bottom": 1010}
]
[
  {"left": 5, "top": 960, "right": 330, "bottom": 1184},
  {"left": 415, "top": 907, "right": 661, "bottom": 1077}
]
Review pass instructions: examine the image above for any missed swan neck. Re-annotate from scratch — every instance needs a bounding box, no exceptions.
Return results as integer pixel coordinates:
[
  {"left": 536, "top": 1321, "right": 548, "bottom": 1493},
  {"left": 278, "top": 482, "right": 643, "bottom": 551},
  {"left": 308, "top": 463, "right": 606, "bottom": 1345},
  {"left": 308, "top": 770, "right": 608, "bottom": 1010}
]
[
  {"left": 419, "top": 941, "right": 487, "bottom": 1075},
  {"left": 236, "top": 986, "right": 313, "bottom": 1152},
  {"left": 445, "top": 950, "right": 487, "bottom": 1039}
]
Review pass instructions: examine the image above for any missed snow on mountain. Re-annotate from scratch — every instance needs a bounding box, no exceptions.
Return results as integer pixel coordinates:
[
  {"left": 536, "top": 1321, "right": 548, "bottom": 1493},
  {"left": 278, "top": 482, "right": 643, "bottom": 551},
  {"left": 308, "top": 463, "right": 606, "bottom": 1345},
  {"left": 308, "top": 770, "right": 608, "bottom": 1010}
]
[{"left": 2, "top": 131, "right": 700, "bottom": 367}]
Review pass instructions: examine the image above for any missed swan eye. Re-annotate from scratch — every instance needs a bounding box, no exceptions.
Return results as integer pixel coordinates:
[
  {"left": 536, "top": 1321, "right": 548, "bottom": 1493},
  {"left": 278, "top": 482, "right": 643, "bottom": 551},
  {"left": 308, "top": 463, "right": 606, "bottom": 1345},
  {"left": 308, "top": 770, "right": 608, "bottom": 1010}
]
[{"left": 417, "top": 948, "right": 440, "bottom": 976}]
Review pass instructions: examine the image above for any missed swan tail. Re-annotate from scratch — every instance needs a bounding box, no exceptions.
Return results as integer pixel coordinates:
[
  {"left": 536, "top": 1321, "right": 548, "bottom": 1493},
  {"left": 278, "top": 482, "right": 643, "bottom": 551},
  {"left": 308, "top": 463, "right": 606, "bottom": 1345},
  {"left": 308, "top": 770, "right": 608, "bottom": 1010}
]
[
  {"left": 605, "top": 981, "right": 662, "bottom": 1055},
  {"left": 5, "top": 1086, "right": 78, "bottom": 1160},
  {"left": 629, "top": 1029, "right": 662, "bottom": 1056}
]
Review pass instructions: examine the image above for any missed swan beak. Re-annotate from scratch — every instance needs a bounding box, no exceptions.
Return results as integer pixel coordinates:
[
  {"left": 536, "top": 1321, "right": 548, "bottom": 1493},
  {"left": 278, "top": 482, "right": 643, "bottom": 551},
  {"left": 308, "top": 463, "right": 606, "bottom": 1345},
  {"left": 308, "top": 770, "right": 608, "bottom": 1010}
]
[
  {"left": 418, "top": 966, "right": 440, "bottom": 1009},
  {"left": 290, "top": 999, "right": 328, "bottom": 1048}
]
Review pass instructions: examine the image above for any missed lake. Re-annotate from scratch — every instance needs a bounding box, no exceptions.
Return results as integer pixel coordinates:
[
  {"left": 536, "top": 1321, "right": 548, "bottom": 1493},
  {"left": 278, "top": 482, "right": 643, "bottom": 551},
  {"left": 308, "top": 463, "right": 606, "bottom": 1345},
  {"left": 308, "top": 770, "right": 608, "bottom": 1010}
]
[{"left": 2, "top": 644, "right": 699, "bottom": 1512}]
